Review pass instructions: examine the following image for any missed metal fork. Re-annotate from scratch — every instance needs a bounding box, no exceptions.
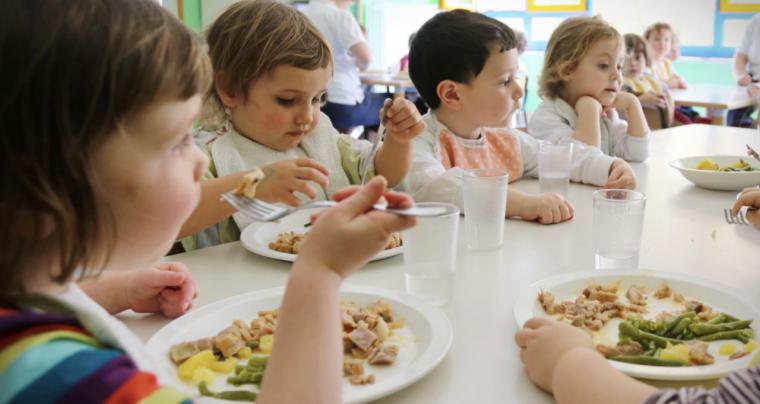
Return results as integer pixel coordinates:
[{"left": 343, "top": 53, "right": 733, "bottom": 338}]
[
  {"left": 747, "top": 144, "right": 760, "bottom": 162},
  {"left": 724, "top": 207, "right": 751, "bottom": 225},
  {"left": 222, "top": 192, "right": 448, "bottom": 222},
  {"left": 360, "top": 99, "right": 392, "bottom": 185}
]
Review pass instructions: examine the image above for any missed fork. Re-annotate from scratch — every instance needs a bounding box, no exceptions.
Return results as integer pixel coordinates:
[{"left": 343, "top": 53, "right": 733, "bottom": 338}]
[
  {"left": 222, "top": 192, "right": 448, "bottom": 222},
  {"left": 724, "top": 207, "right": 751, "bottom": 225},
  {"left": 747, "top": 144, "right": 760, "bottom": 162},
  {"left": 360, "top": 99, "right": 392, "bottom": 185}
]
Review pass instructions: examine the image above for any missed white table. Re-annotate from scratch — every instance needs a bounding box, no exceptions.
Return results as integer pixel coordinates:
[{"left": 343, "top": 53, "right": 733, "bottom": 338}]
[
  {"left": 360, "top": 71, "right": 415, "bottom": 97},
  {"left": 670, "top": 84, "right": 755, "bottom": 125},
  {"left": 123, "top": 124, "right": 760, "bottom": 403}
]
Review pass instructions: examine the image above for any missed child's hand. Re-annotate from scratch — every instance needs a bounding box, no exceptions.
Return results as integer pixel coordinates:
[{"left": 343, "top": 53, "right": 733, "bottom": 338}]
[
  {"left": 605, "top": 159, "right": 637, "bottom": 189},
  {"left": 748, "top": 84, "right": 760, "bottom": 99},
  {"left": 515, "top": 318, "right": 595, "bottom": 393},
  {"left": 382, "top": 98, "right": 426, "bottom": 144},
  {"left": 296, "top": 176, "right": 416, "bottom": 278},
  {"left": 574, "top": 96, "right": 602, "bottom": 116},
  {"left": 732, "top": 187, "right": 760, "bottom": 230},
  {"left": 738, "top": 73, "right": 753, "bottom": 86},
  {"left": 611, "top": 91, "right": 639, "bottom": 112},
  {"left": 520, "top": 193, "right": 574, "bottom": 224},
  {"left": 123, "top": 262, "right": 198, "bottom": 318},
  {"left": 638, "top": 92, "right": 666, "bottom": 109},
  {"left": 256, "top": 158, "right": 331, "bottom": 207}
]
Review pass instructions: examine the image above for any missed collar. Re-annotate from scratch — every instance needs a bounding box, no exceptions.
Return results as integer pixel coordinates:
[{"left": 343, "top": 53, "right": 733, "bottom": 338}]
[{"left": 424, "top": 110, "right": 485, "bottom": 145}]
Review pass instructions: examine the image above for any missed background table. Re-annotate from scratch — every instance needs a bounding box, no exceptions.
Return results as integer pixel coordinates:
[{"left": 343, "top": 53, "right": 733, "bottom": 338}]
[
  {"left": 123, "top": 124, "right": 760, "bottom": 403},
  {"left": 360, "top": 70, "right": 415, "bottom": 97},
  {"left": 670, "top": 84, "right": 755, "bottom": 125}
]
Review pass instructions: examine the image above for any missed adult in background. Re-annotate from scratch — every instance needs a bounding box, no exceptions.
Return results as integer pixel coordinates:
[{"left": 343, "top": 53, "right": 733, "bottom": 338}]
[
  {"left": 731, "top": 13, "right": 760, "bottom": 127},
  {"left": 302, "top": 0, "right": 386, "bottom": 134}
]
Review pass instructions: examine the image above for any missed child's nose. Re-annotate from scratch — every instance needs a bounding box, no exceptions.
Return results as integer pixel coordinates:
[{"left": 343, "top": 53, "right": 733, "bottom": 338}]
[{"left": 295, "top": 103, "right": 314, "bottom": 127}]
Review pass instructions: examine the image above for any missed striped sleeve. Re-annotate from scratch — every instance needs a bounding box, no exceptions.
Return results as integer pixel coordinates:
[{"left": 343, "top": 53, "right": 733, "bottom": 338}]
[
  {"left": 645, "top": 367, "right": 760, "bottom": 404},
  {"left": 0, "top": 308, "right": 192, "bottom": 404}
]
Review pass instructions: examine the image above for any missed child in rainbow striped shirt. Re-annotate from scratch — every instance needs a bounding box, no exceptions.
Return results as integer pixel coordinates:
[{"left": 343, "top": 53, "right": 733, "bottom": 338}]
[{"left": 0, "top": 1, "right": 415, "bottom": 403}]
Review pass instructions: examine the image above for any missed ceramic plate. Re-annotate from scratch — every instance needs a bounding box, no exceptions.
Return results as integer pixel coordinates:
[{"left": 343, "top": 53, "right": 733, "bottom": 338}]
[
  {"left": 147, "top": 285, "right": 452, "bottom": 403},
  {"left": 514, "top": 270, "right": 760, "bottom": 380},
  {"left": 239, "top": 207, "right": 403, "bottom": 263},
  {"left": 669, "top": 155, "right": 760, "bottom": 191}
]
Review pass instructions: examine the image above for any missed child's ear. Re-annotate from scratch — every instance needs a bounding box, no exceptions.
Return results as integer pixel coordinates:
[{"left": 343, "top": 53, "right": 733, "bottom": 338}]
[
  {"left": 436, "top": 80, "right": 462, "bottom": 110},
  {"left": 214, "top": 72, "right": 239, "bottom": 108}
]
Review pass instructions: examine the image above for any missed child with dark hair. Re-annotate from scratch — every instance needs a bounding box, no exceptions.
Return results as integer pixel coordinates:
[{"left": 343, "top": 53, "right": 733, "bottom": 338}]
[{"left": 405, "top": 10, "right": 625, "bottom": 223}]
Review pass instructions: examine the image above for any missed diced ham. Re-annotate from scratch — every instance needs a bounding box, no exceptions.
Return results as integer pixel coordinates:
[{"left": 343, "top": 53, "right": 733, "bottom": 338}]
[
  {"left": 169, "top": 338, "right": 214, "bottom": 364},
  {"left": 349, "top": 374, "right": 375, "bottom": 385},
  {"left": 343, "top": 358, "right": 364, "bottom": 376},
  {"left": 348, "top": 326, "right": 378, "bottom": 352},
  {"left": 367, "top": 344, "right": 400, "bottom": 366},
  {"left": 654, "top": 282, "right": 671, "bottom": 299}
]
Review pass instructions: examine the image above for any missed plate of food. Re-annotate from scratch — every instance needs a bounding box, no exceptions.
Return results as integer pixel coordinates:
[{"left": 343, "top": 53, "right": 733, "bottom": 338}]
[
  {"left": 239, "top": 207, "right": 403, "bottom": 263},
  {"left": 146, "top": 285, "right": 452, "bottom": 403},
  {"left": 669, "top": 155, "right": 760, "bottom": 191},
  {"left": 514, "top": 270, "right": 760, "bottom": 380}
]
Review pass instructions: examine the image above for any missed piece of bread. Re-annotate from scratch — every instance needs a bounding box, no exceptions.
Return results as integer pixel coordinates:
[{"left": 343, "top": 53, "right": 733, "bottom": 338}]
[{"left": 233, "top": 167, "right": 265, "bottom": 198}]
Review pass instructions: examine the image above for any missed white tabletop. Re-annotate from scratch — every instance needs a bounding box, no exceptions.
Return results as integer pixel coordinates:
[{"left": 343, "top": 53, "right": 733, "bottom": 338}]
[{"left": 122, "top": 124, "right": 760, "bottom": 403}]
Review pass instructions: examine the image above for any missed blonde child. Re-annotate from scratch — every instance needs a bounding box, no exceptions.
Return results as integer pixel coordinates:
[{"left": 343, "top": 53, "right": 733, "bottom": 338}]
[
  {"left": 406, "top": 10, "right": 575, "bottom": 224},
  {"left": 515, "top": 317, "right": 760, "bottom": 403},
  {"left": 645, "top": 22, "right": 688, "bottom": 90},
  {"left": 0, "top": 1, "right": 415, "bottom": 403},
  {"left": 622, "top": 33, "right": 676, "bottom": 128},
  {"left": 179, "top": 0, "right": 424, "bottom": 249},
  {"left": 530, "top": 16, "right": 650, "bottom": 190}
]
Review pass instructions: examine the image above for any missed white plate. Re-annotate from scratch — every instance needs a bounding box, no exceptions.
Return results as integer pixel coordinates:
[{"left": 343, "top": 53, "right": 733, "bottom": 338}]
[
  {"left": 669, "top": 155, "right": 760, "bottom": 191},
  {"left": 147, "top": 285, "right": 452, "bottom": 403},
  {"left": 240, "top": 207, "right": 403, "bottom": 263},
  {"left": 514, "top": 270, "right": 760, "bottom": 381}
]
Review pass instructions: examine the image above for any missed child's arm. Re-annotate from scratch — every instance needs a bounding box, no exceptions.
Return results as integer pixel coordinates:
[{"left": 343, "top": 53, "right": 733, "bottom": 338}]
[
  {"left": 507, "top": 189, "right": 574, "bottom": 224},
  {"left": 78, "top": 262, "right": 196, "bottom": 317},
  {"left": 735, "top": 53, "right": 752, "bottom": 85},
  {"left": 573, "top": 96, "right": 603, "bottom": 147},
  {"left": 667, "top": 73, "right": 688, "bottom": 90},
  {"left": 256, "top": 177, "right": 416, "bottom": 404},
  {"left": 178, "top": 159, "right": 330, "bottom": 238},
  {"left": 612, "top": 92, "right": 649, "bottom": 137},
  {"left": 374, "top": 98, "right": 426, "bottom": 187},
  {"left": 515, "top": 318, "right": 658, "bottom": 404}
]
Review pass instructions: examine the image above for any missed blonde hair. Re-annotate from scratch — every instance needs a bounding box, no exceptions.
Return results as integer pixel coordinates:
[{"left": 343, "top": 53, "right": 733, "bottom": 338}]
[
  {"left": 202, "top": 0, "right": 333, "bottom": 127},
  {"left": 644, "top": 22, "right": 672, "bottom": 41},
  {"left": 0, "top": 0, "right": 211, "bottom": 301},
  {"left": 539, "top": 16, "right": 621, "bottom": 99}
]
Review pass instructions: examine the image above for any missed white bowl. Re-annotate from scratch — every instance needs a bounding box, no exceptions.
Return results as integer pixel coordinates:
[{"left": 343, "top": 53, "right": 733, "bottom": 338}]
[{"left": 669, "top": 155, "right": 760, "bottom": 191}]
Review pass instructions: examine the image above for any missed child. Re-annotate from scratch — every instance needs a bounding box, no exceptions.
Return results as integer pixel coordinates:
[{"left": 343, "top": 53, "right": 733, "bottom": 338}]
[
  {"left": 515, "top": 318, "right": 760, "bottom": 403},
  {"left": 529, "top": 16, "right": 649, "bottom": 190},
  {"left": 0, "top": 1, "right": 415, "bottom": 403},
  {"left": 622, "top": 33, "right": 676, "bottom": 128},
  {"left": 645, "top": 22, "right": 687, "bottom": 90},
  {"left": 406, "top": 10, "right": 576, "bottom": 224},
  {"left": 180, "top": 0, "right": 424, "bottom": 249}
]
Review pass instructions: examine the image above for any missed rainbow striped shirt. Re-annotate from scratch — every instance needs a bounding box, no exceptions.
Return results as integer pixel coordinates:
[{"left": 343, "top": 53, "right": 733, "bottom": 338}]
[{"left": 0, "top": 307, "right": 191, "bottom": 404}]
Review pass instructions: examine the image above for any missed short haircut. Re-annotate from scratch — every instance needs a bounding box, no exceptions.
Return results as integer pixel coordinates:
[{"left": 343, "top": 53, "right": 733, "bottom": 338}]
[
  {"left": 408, "top": 9, "right": 516, "bottom": 110},
  {"left": 202, "top": 0, "right": 332, "bottom": 126},
  {"left": 624, "top": 33, "right": 650, "bottom": 67},
  {"left": 0, "top": 0, "right": 211, "bottom": 300},
  {"left": 644, "top": 22, "right": 672, "bottom": 40},
  {"left": 538, "top": 16, "right": 621, "bottom": 99}
]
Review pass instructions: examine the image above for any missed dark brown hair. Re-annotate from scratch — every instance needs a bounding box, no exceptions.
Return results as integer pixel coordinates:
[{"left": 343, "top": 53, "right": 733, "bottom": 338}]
[
  {"left": 202, "top": 0, "right": 333, "bottom": 127},
  {"left": 0, "top": 0, "right": 211, "bottom": 300},
  {"left": 624, "top": 33, "right": 650, "bottom": 67}
]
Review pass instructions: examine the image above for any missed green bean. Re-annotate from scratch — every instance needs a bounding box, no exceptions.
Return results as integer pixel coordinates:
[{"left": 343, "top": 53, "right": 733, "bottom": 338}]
[
  {"left": 689, "top": 320, "right": 753, "bottom": 336},
  {"left": 248, "top": 356, "right": 269, "bottom": 366},
  {"left": 228, "top": 370, "right": 264, "bottom": 386},
  {"left": 669, "top": 317, "right": 693, "bottom": 337},
  {"left": 245, "top": 340, "right": 260, "bottom": 349},
  {"left": 707, "top": 313, "right": 728, "bottom": 325},
  {"left": 619, "top": 321, "right": 683, "bottom": 348},
  {"left": 698, "top": 329, "right": 754, "bottom": 343},
  {"left": 663, "top": 313, "right": 696, "bottom": 336},
  {"left": 609, "top": 355, "right": 687, "bottom": 366},
  {"left": 725, "top": 314, "right": 740, "bottom": 323},
  {"left": 198, "top": 381, "right": 258, "bottom": 401}
]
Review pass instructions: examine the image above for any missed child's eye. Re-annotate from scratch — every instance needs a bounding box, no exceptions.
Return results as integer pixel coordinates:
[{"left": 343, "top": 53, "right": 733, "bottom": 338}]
[
  {"left": 598, "top": 63, "right": 610, "bottom": 70},
  {"left": 276, "top": 97, "right": 296, "bottom": 106},
  {"left": 313, "top": 92, "right": 327, "bottom": 106},
  {"left": 501, "top": 78, "right": 513, "bottom": 87},
  {"left": 172, "top": 133, "right": 192, "bottom": 152}
]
